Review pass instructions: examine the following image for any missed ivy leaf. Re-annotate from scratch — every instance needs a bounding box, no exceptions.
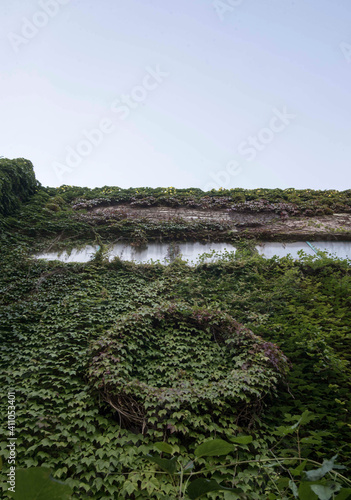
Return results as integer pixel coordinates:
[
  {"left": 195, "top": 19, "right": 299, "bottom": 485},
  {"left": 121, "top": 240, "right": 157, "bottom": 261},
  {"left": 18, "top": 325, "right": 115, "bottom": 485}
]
[
  {"left": 273, "top": 425, "right": 296, "bottom": 436},
  {"left": 94, "top": 477, "right": 104, "bottom": 490},
  {"left": 274, "top": 411, "right": 316, "bottom": 436},
  {"left": 291, "top": 410, "right": 315, "bottom": 428},
  {"left": 8, "top": 467, "right": 72, "bottom": 499},
  {"left": 194, "top": 439, "right": 233, "bottom": 458},
  {"left": 229, "top": 435, "right": 253, "bottom": 445},
  {"left": 123, "top": 480, "right": 137, "bottom": 496}
]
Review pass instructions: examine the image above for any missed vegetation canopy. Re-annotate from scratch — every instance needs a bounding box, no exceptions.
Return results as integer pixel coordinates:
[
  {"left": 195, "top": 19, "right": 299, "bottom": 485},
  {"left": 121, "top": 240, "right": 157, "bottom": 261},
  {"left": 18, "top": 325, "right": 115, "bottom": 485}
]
[{"left": 0, "top": 157, "right": 39, "bottom": 216}]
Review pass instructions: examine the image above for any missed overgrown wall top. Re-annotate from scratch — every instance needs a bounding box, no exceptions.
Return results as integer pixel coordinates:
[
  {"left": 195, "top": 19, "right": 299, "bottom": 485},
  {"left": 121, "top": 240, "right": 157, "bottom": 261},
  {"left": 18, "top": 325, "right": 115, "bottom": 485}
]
[{"left": 0, "top": 158, "right": 39, "bottom": 216}]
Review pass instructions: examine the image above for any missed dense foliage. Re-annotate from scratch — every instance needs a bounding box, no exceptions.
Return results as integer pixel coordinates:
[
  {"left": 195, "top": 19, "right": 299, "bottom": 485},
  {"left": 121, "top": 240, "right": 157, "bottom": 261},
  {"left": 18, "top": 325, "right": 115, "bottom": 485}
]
[
  {"left": 0, "top": 159, "right": 350, "bottom": 498},
  {"left": 0, "top": 158, "right": 39, "bottom": 216},
  {"left": 88, "top": 303, "right": 289, "bottom": 434},
  {"left": 49, "top": 184, "right": 351, "bottom": 215},
  {"left": 4, "top": 185, "right": 351, "bottom": 249},
  {"left": 1, "top": 234, "right": 351, "bottom": 498},
  {"left": 1, "top": 157, "right": 350, "bottom": 246}
]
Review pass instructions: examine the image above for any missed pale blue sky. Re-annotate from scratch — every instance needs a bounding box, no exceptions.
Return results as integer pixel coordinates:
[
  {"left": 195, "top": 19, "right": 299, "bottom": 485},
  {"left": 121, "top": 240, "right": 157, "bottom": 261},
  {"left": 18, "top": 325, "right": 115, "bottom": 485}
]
[{"left": 1, "top": 0, "right": 350, "bottom": 189}]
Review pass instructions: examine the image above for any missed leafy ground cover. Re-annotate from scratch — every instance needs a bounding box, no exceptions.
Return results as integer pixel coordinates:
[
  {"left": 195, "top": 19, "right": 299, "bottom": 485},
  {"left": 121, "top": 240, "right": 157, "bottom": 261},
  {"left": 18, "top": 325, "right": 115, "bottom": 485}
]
[{"left": 88, "top": 302, "right": 290, "bottom": 435}]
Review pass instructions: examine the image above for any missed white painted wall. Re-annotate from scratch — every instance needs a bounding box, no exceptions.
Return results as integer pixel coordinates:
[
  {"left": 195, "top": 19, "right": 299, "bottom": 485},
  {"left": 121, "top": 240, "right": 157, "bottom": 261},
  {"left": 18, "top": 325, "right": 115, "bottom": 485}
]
[{"left": 35, "top": 241, "right": 351, "bottom": 264}]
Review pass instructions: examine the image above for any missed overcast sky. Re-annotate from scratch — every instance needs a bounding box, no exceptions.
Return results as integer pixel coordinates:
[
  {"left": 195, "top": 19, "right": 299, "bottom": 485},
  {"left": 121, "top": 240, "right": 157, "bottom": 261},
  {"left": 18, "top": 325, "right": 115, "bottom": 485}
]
[{"left": 1, "top": 0, "right": 350, "bottom": 190}]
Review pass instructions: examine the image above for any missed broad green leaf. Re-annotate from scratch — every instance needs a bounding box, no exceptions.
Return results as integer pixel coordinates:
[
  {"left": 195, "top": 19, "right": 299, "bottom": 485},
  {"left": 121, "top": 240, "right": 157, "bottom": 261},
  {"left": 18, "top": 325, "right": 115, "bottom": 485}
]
[
  {"left": 305, "top": 456, "right": 338, "bottom": 481},
  {"left": 8, "top": 467, "right": 72, "bottom": 500},
  {"left": 229, "top": 435, "right": 253, "bottom": 445},
  {"left": 311, "top": 484, "right": 341, "bottom": 500},
  {"left": 187, "top": 478, "right": 239, "bottom": 500},
  {"left": 195, "top": 439, "right": 233, "bottom": 458},
  {"left": 277, "top": 477, "right": 290, "bottom": 490},
  {"left": 335, "top": 488, "right": 351, "bottom": 500},
  {"left": 154, "top": 442, "right": 176, "bottom": 455},
  {"left": 146, "top": 454, "right": 178, "bottom": 475},
  {"left": 224, "top": 491, "right": 244, "bottom": 500},
  {"left": 299, "top": 481, "right": 318, "bottom": 500}
]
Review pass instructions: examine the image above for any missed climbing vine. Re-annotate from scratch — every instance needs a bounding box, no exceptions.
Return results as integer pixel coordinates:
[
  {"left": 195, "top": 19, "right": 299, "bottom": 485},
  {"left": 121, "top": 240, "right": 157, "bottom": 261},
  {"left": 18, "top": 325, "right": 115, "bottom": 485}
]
[
  {"left": 88, "top": 303, "right": 290, "bottom": 434},
  {"left": 0, "top": 159, "right": 350, "bottom": 499}
]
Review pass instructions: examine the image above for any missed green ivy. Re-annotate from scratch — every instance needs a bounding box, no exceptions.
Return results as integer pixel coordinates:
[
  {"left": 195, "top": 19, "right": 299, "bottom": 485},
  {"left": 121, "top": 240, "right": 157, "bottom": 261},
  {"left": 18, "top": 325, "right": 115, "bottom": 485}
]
[
  {"left": 0, "top": 158, "right": 39, "bottom": 216},
  {"left": 0, "top": 159, "right": 350, "bottom": 499},
  {"left": 88, "top": 303, "right": 290, "bottom": 435}
]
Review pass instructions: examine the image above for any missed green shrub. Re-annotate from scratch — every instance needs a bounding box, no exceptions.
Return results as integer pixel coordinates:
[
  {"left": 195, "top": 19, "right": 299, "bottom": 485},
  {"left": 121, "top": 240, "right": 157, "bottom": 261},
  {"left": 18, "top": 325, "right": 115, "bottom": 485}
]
[
  {"left": 45, "top": 202, "right": 61, "bottom": 212},
  {"left": 0, "top": 158, "right": 39, "bottom": 215}
]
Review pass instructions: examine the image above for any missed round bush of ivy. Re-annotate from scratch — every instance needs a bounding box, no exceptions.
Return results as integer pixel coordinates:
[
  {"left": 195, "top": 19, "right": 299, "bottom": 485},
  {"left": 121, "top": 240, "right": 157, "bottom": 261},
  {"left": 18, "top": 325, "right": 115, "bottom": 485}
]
[{"left": 88, "top": 303, "right": 290, "bottom": 434}]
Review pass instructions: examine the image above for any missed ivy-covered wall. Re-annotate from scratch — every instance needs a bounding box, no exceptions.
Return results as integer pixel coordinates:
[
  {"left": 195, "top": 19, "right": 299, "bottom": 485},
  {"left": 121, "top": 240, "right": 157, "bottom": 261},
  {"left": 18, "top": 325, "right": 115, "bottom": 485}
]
[{"left": 1, "top": 159, "right": 351, "bottom": 499}]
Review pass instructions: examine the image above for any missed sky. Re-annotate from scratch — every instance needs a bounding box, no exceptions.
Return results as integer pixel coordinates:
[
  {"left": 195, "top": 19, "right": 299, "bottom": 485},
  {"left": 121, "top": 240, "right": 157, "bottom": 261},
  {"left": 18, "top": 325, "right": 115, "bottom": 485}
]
[{"left": 1, "top": 0, "right": 350, "bottom": 190}]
